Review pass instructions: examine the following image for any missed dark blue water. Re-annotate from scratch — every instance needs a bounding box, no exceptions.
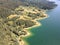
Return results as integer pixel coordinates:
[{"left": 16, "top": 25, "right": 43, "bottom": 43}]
[{"left": 25, "top": 0, "right": 60, "bottom": 45}]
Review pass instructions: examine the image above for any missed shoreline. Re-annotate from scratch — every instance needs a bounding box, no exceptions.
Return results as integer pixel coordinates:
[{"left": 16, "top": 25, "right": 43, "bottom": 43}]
[{"left": 20, "top": 13, "right": 48, "bottom": 45}]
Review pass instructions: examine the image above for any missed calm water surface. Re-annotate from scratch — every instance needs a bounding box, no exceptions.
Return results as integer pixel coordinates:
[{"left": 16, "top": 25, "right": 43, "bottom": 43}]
[{"left": 25, "top": 0, "right": 60, "bottom": 45}]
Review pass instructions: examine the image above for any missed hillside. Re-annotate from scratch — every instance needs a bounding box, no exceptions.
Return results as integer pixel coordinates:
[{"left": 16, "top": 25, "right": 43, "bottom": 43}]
[{"left": 0, "top": 0, "right": 57, "bottom": 10}]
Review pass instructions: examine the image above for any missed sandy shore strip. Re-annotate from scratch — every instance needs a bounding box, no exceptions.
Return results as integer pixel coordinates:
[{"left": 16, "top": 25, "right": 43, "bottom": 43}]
[{"left": 20, "top": 40, "right": 28, "bottom": 45}]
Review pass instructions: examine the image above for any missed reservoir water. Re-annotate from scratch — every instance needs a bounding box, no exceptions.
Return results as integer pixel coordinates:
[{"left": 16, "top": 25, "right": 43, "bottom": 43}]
[{"left": 25, "top": 0, "right": 60, "bottom": 45}]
